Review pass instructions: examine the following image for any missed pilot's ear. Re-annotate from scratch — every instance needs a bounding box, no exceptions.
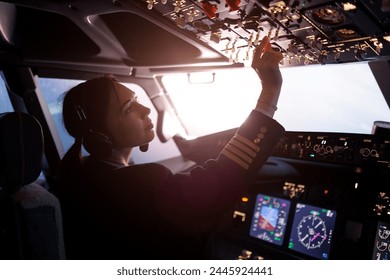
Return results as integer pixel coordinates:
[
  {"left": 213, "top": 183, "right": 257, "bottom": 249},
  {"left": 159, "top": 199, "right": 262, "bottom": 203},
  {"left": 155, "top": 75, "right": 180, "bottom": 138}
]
[{"left": 83, "top": 129, "right": 114, "bottom": 158}]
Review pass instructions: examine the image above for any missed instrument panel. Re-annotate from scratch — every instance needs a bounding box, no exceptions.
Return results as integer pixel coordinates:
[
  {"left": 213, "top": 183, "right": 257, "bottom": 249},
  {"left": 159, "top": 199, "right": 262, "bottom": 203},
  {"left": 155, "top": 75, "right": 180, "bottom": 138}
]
[
  {"left": 273, "top": 131, "right": 390, "bottom": 168},
  {"left": 210, "top": 130, "right": 390, "bottom": 260}
]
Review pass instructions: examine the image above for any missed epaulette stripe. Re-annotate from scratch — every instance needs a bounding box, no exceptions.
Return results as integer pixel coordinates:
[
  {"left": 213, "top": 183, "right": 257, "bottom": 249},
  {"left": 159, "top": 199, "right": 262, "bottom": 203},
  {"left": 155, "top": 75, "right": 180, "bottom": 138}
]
[
  {"left": 221, "top": 149, "right": 250, "bottom": 170},
  {"left": 225, "top": 143, "right": 253, "bottom": 165},
  {"left": 234, "top": 134, "right": 260, "bottom": 152},
  {"left": 230, "top": 138, "right": 257, "bottom": 158}
]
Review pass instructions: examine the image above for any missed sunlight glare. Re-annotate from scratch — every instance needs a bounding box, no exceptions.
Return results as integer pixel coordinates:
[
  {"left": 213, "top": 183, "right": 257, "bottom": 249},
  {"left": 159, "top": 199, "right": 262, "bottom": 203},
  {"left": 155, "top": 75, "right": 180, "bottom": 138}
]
[
  {"left": 163, "top": 68, "right": 260, "bottom": 137},
  {"left": 163, "top": 62, "right": 390, "bottom": 137}
]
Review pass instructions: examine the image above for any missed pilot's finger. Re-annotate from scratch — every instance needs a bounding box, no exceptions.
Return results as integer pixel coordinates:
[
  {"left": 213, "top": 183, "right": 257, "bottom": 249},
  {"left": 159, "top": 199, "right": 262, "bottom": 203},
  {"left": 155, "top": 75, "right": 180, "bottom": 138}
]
[
  {"left": 251, "top": 36, "right": 269, "bottom": 68},
  {"left": 258, "top": 50, "right": 283, "bottom": 67},
  {"left": 264, "top": 40, "right": 272, "bottom": 52},
  {"left": 268, "top": 51, "right": 284, "bottom": 66}
]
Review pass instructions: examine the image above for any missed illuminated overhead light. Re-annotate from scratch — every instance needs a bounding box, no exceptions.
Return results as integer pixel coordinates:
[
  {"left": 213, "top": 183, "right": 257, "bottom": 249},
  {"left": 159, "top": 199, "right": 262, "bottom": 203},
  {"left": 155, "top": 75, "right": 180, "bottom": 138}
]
[
  {"left": 146, "top": 0, "right": 157, "bottom": 10},
  {"left": 384, "top": 35, "right": 390, "bottom": 42},
  {"left": 173, "top": 0, "right": 186, "bottom": 13},
  {"left": 343, "top": 2, "right": 357, "bottom": 11}
]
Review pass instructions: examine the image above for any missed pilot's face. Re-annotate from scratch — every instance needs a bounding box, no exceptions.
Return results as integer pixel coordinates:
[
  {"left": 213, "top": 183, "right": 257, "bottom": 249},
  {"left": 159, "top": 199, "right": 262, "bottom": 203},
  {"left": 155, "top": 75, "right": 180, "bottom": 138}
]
[{"left": 104, "top": 82, "right": 155, "bottom": 149}]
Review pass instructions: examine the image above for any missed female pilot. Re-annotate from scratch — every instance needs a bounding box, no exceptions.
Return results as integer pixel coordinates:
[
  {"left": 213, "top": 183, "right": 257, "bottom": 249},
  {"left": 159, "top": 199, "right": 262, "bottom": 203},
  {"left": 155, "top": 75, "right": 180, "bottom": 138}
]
[{"left": 56, "top": 36, "right": 285, "bottom": 259}]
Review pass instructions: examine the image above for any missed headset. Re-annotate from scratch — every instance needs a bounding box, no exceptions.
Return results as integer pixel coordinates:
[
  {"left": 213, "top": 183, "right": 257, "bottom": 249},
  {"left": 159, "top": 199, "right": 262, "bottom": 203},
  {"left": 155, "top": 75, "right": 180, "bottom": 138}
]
[{"left": 73, "top": 105, "right": 148, "bottom": 158}]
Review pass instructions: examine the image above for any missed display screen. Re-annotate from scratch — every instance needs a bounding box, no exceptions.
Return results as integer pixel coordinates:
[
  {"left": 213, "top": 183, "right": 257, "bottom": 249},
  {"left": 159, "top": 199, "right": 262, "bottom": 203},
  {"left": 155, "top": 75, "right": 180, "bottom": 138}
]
[
  {"left": 372, "top": 221, "right": 390, "bottom": 260},
  {"left": 249, "top": 194, "right": 291, "bottom": 246},
  {"left": 288, "top": 203, "right": 336, "bottom": 259}
]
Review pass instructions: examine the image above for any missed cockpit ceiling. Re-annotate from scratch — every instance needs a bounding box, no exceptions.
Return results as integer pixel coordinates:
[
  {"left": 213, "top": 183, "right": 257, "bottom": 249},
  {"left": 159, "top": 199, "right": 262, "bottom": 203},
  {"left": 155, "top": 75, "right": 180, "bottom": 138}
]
[
  {"left": 0, "top": 0, "right": 229, "bottom": 73},
  {"left": 146, "top": 0, "right": 390, "bottom": 66},
  {"left": 0, "top": 0, "right": 389, "bottom": 73}
]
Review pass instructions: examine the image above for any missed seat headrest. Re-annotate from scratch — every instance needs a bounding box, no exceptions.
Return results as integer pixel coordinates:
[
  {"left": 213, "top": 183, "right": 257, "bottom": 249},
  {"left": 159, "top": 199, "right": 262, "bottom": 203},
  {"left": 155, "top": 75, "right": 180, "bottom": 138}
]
[{"left": 0, "top": 112, "right": 44, "bottom": 190}]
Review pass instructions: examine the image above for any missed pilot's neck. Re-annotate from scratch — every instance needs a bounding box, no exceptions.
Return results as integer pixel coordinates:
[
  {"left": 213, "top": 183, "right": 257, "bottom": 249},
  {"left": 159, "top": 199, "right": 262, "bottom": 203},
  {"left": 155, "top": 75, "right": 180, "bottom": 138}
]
[{"left": 105, "top": 147, "right": 132, "bottom": 167}]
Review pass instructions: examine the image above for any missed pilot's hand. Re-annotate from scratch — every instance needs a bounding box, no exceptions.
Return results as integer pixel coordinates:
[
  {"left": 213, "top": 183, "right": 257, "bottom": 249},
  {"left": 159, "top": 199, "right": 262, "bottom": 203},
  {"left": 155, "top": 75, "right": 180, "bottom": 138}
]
[
  {"left": 251, "top": 36, "right": 283, "bottom": 92},
  {"left": 252, "top": 36, "right": 284, "bottom": 117}
]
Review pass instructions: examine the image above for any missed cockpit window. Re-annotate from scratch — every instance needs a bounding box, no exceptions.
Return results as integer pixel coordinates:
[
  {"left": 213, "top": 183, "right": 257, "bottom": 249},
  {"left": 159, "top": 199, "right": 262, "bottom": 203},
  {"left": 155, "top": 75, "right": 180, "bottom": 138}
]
[
  {"left": 163, "top": 62, "right": 390, "bottom": 137},
  {"left": 276, "top": 62, "right": 390, "bottom": 134},
  {"left": 38, "top": 78, "right": 81, "bottom": 154},
  {"left": 0, "top": 76, "right": 13, "bottom": 113}
]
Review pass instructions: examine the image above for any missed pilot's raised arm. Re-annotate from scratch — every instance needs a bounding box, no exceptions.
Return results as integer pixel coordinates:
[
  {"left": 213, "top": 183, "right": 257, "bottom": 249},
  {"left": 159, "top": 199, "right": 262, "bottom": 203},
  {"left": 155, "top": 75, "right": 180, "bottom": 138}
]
[
  {"left": 252, "top": 36, "right": 284, "bottom": 117},
  {"left": 155, "top": 36, "right": 285, "bottom": 229}
]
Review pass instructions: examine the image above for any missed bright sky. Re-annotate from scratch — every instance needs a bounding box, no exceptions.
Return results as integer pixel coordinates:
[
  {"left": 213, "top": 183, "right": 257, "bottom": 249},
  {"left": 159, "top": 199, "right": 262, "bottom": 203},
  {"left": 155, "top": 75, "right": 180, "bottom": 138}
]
[{"left": 164, "top": 62, "right": 390, "bottom": 137}]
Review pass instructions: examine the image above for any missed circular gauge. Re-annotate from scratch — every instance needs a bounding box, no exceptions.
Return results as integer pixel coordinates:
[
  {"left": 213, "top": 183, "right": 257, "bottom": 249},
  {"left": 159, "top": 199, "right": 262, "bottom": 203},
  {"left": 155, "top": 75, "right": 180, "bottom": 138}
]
[
  {"left": 297, "top": 214, "right": 327, "bottom": 249},
  {"left": 312, "top": 7, "right": 344, "bottom": 25},
  {"left": 378, "top": 228, "right": 390, "bottom": 239},
  {"left": 376, "top": 241, "right": 388, "bottom": 251},
  {"left": 192, "top": 21, "right": 211, "bottom": 32}
]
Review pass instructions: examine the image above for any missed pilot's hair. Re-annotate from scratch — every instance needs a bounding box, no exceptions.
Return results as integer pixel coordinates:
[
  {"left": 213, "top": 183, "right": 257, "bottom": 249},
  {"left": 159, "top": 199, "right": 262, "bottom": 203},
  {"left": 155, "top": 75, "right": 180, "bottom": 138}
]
[
  {"left": 62, "top": 75, "right": 118, "bottom": 140},
  {"left": 57, "top": 75, "right": 121, "bottom": 196}
]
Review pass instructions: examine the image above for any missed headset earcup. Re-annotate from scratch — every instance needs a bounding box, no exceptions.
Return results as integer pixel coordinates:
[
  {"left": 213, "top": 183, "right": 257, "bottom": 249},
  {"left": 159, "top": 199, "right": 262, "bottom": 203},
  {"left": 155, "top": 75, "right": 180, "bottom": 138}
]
[{"left": 83, "top": 130, "right": 113, "bottom": 158}]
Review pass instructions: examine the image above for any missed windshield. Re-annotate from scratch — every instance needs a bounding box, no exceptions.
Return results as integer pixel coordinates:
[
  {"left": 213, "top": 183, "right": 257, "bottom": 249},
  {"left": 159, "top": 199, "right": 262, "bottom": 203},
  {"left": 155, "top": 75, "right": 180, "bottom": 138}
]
[{"left": 163, "top": 62, "right": 390, "bottom": 138}]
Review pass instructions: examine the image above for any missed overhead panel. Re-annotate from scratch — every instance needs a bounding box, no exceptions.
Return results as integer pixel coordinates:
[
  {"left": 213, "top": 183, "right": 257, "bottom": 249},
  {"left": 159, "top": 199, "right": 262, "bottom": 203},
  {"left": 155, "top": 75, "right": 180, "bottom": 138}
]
[{"left": 137, "top": 0, "right": 390, "bottom": 67}]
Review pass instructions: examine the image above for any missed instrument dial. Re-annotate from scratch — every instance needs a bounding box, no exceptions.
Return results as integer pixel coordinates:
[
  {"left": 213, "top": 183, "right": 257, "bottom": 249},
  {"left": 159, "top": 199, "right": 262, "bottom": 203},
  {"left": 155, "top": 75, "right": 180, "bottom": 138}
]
[{"left": 297, "top": 214, "right": 327, "bottom": 249}]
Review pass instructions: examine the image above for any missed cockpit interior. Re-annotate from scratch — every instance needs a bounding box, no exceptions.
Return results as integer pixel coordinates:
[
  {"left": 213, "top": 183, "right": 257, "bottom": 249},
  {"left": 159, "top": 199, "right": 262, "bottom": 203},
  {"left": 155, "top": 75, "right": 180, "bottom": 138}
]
[{"left": 0, "top": 0, "right": 389, "bottom": 260}]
